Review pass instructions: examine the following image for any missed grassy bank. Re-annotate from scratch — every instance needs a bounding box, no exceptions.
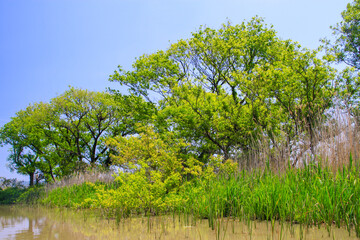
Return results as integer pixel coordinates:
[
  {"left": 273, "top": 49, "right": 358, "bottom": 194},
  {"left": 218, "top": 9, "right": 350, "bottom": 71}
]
[{"left": 35, "top": 158, "right": 360, "bottom": 237}]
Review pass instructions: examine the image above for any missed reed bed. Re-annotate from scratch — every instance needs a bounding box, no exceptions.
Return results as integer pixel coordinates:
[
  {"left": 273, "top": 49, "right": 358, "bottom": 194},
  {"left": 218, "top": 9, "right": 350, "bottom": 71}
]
[
  {"left": 238, "top": 109, "right": 360, "bottom": 173},
  {"left": 40, "top": 157, "right": 360, "bottom": 237},
  {"left": 179, "top": 158, "right": 360, "bottom": 237},
  {"left": 46, "top": 168, "right": 115, "bottom": 192}
]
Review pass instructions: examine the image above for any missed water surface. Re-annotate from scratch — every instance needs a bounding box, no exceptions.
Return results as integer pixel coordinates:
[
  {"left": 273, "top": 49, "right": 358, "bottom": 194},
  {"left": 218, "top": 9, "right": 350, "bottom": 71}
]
[{"left": 0, "top": 206, "right": 358, "bottom": 240}]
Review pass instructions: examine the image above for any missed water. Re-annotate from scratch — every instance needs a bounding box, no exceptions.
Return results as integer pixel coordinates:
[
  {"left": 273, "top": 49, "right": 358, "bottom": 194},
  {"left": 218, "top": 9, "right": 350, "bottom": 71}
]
[{"left": 0, "top": 206, "right": 358, "bottom": 240}]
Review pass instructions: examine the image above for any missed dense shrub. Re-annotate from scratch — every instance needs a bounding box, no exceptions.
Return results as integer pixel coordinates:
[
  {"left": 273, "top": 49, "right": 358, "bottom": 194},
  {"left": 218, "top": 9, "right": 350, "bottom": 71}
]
[
  {"left": 0, "top": 187, "right": 26, "bottom": 204},
  {"left": 17, "top": 186, "right": 45, "bottom": 205}
]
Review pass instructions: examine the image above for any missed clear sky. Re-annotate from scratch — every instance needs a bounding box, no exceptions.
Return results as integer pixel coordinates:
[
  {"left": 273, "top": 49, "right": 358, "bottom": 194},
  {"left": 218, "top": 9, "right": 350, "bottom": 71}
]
[{"left": 0, "top": 0, "right": 350, "bottom": 181}]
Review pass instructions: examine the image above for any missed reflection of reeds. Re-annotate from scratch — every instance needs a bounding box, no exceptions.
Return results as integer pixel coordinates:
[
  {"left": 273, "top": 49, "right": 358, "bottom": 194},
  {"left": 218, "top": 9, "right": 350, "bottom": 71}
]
[{"left": 4, "top": 206, "right": 354, "bottom": 240}]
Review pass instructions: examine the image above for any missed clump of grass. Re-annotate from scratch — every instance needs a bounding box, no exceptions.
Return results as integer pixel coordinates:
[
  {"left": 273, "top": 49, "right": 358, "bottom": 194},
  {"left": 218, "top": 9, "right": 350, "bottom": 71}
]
[{"left": 42, "top": 182, "right": 99, "bottom": 208}]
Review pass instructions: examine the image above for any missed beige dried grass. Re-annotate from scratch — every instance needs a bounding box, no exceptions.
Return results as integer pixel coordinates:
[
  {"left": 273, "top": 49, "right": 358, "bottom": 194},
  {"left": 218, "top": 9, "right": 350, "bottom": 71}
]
[
  {"left": 46, "top": 168, "right": 115, "bottom": 191},
  {"left": 236, "top": 109, "right": 360, "bottom": 172}
]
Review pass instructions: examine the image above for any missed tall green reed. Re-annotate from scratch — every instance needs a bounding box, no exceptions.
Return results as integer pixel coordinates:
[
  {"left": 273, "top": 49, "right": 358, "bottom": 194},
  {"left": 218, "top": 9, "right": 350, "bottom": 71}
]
[{"left": 178, "top": 157, "right": 360, "bottom": 236}]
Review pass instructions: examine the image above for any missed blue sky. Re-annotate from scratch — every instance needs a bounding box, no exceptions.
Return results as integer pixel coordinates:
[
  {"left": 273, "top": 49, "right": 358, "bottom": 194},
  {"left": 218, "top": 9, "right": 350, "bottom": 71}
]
[{"left": 0, "top": 0, "right": 350, "bottom": 181}]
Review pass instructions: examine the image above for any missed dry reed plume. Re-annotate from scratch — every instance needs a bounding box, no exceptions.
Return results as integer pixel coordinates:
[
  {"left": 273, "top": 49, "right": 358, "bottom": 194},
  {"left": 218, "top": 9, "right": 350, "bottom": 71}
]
[
  {"left": 46, "top": 168, "right": 115, "bottom": 191},
  {"left": 237, "top": 109, "right": 360, "bottom": 172}
]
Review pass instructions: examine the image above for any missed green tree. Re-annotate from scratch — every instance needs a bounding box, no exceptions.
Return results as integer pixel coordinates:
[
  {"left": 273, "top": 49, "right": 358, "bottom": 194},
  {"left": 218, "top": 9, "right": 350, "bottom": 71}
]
[
  {"left": 0, "top": 88, "right": 144, "bottom": 183},
  {"left": 50, "top": 88, "right": 148, "bottom": 168},
  {"left": 110, "top": 18, "right": 280, "bottom": 161},
  {"left": 106, "top": 126, "right": 202, "bottom": 192},
  {"left": 254, "top": 43, "right": 336, "bottom": 160},
  {"left": 324, "top": 0, "right": 360, "bottom": 122},
  {"left": 110, "top": 18, "right": 336, "bottom": 165},
  {"left": 0, "top": 103, "right": 53, "bottom": 184},
  {"left": 329, "top": 0, "right": 360, "bottom": 69}
]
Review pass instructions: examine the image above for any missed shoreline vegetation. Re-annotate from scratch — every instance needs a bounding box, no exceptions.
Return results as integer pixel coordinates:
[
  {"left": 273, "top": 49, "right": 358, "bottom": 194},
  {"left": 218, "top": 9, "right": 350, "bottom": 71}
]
[
  {"left": 2, "top": 1, "right": 360, "bottom": 239},
  {"left": 7, "top": 157, "right": 360, "bottom": 238}
]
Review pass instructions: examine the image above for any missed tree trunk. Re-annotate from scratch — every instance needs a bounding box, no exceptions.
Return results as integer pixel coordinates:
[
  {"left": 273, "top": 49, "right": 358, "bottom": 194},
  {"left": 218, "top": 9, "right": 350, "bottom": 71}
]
[
  {"left": 29, "top": 172, "right": 34, "bottom": 187},
  {"left": 307, "top": 119, "right": 316, "bottom": 158}
]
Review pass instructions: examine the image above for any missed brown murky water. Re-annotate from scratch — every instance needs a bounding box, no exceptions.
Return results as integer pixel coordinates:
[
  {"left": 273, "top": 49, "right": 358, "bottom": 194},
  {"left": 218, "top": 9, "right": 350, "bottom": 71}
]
[{"left": 0, "top": 206, "right": 358, "bottom": 240}]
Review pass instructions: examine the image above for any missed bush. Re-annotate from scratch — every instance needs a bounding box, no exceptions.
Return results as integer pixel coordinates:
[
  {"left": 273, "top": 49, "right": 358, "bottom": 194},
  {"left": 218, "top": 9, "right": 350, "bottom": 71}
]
[
  {"left": 0, "top": 187, "right": 26, "bottom": 204},
  {"left": 17, "top": 186, "right": 45, "bottom": 204}
]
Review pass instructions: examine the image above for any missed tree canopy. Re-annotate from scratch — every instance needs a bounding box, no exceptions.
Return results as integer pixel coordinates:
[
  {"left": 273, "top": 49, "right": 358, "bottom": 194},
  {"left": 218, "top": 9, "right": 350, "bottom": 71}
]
[
  {"left": 330, "top": 0, "right": 360, "bottom": 69},
  {"left": 0, "top": 88, "right": 144, "bottom": 184},
  {"left": 110, "top": 17, "right": 337, "bottom": 165},
  {"left": 324, "top": 0, "right": 360, "bottom": 121}
]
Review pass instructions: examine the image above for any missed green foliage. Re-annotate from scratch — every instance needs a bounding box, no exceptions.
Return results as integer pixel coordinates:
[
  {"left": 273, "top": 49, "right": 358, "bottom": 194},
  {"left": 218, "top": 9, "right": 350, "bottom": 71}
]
[
  {"left": 178, "top": 161, "right": 360, "bottom": 236},
  {"left": 17, "top": 186, "right": 45, "bottom": 205},
  {"left": 104, "top": 127, "right": 203, "bottom": 215},
  {"left": 324, "top": 0, "right": 360, "bottom": 123},
  {"left": 110, "top": 17, "right": 337, "bottom": 163},
  {"left": 0, "top": 177, "right": 26, "bottom": 189},
  {"left": 48, "top": 87, "right": 133, "bottom": 169},
  {"left": 42, "top": 182, "right": 98, "bottom": 208},
  {"left": 0, "top": 15, "right": 345, "bottom": 184},
  {"left": 0, "top": 177, "right": 43, "bottom": 205},
  {"left": 3, "top": 7, "right": 360, "bottom": 237},
  {"left": 0, "top": 103, "right": 49, "bottom": 184},
  {"left": 0, "top": 87, "right": 142, "bottom": 183},
  {"left": 0, "top": 187, "right": 26, "bottom": 205},
  {"left": 329, "top": 0, "right": 360, "bottom": 69},
  {"left": 107, "top": 126, "right": 202, "bottom": 184}
]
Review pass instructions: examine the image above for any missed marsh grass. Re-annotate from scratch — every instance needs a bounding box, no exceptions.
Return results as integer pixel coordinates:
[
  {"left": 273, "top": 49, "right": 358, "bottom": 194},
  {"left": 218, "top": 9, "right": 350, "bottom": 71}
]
[{"left": 180, "top": 158, "right": 360, "bottom": 237}]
